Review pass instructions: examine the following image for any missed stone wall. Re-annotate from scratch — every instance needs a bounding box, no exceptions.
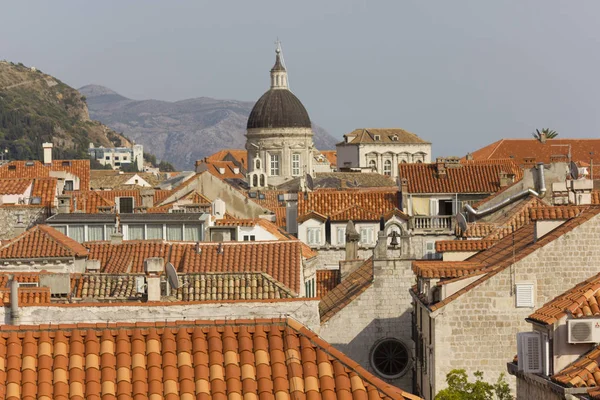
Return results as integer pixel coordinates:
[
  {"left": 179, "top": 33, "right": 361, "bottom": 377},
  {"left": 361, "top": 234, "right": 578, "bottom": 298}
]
[
  {"left": 6, "top": 298, "right": 320, "bottom": 332},
  {"left": 319, "top": 252, "right": 416, "bottom": 392},
  {"left": 428, "top": 212, "right": 600, "bottom": 397},
  {"left": 0, "top": 206, "right": 49, "bottom": 240},
  {"left": 515, "top": 375, "right": 564, "bottom": 400}
]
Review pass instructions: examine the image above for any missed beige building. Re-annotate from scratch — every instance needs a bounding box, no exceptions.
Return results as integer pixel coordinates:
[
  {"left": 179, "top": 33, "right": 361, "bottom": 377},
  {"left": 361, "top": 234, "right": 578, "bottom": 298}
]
[
  {"left": 336, "top": 128, "right": 431, "bottom": 179},
  {"left": 246, "top": 46, "right": 315, "bottom": 188},
  {"left": 411, "top": 205, "right": 600, "bottom": 399}
]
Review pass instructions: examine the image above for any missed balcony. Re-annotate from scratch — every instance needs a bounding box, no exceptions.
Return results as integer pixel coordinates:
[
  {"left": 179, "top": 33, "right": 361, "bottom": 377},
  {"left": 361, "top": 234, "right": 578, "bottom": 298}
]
[{"left": 409, "top": 215, "right": 454, "bottom": 234}]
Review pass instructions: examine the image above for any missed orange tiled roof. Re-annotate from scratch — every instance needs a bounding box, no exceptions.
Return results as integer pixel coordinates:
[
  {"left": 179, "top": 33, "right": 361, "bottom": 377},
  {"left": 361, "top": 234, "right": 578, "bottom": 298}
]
[
  {"left": 0, "top": 318, "right": 420, "bottom": 400},
  {"left": 197, "top": 160, "right": 245, "bottom": 180},
  {"left": 422, "top": 206, "right": 600, "bottom": 311},
  {"left": 435, "top": 239, "right": 497, "bottom": 253},
  {"left": 52, "top": 159, "right": 91, "bottom": 190},
  {"left": 0, "top": 225, "right": 89, "bottom": 259},
  {"left": 316, "top": 270, "right": 340, "bottom": 298},
  {"left": 529, "top": 206, "right": 586, "bottom": 220},
  {"left": 214, "top": 219, "right": 257, "bottom": 227},
  {"left": 469, "top": 138, "right": 600, "bottom": 176},
  {"left": 461, "top": 223, "right": 497, "bottom": 238},
  {"left": 320, "top": 258, "right": 373, "bottom": 323},
  {"left": 528, "top": 272, "right": 600, "bottom": 325},
  {"left": 552, "top": 345, "right": 600, "bottom": 391},
  {"left": 0, "top": 178, "right": 32, "bottom": 195},
  {"left": 30, "top": 177, "right": 58, "bottom": 207},
  {"left": 320, "top": 150, "right": 337, "bottom": 166},
  {"left": 0, "top": 160, "right": 90, "bottom": 191},
  {"left": 0, "top": 286, "right": 51, "bottom": 306},
  {"left": 85, "top": 240, "right": 303, "bottom": 293},
  {"left": 343, "top": 128, "right": 429, "bottom": 144},
  {"left": 298, "top": 189, "right": 399, "bottom": 219},
  {"left": 398, "top": 161, "right": 523, "bottom": 194},
  {"left": 248, "top": 190, "right": 288, "bottom": 228},
  {"left": 412, "top": 261, "right": 487, "bottom": 278},
  {"left": 204, "top": 149, "right": 248, "bottom": 170}
]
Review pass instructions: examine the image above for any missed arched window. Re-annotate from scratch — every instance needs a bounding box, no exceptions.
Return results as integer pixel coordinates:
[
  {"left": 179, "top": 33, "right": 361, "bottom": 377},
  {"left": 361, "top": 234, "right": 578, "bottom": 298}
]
[
  {"left": 369, "top": 159, "right": 377, "bottom": 171},
  {"left": 255, "top": 159, "right": 261, "bottom": 170},
  {"left": 383, "top": 160, "right": 392, "bottom": 176},
  {"left": 252, "top": 175, "right": 258, "bottom": 187},
  {"left": 416, "top": 160, "right": 423, "bottom": 164},
  {"left": 260, "top": 174, "right": 265, "bottom": 187}
]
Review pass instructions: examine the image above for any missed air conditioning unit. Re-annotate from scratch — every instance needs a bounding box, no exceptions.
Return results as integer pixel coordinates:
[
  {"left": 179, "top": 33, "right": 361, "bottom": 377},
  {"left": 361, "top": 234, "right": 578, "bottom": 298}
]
[{"left": 568, "top": 319, "right": 600, "bottom": 344}]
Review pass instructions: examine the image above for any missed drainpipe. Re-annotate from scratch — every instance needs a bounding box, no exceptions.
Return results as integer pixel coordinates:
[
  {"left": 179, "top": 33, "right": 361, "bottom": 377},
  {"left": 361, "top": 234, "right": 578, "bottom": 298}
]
[
  {"left": 10, "top": 279, "right": 20, "bottom": 325},
  {"left": 465, "top": 162, "right": 547, "bottom": 218}
]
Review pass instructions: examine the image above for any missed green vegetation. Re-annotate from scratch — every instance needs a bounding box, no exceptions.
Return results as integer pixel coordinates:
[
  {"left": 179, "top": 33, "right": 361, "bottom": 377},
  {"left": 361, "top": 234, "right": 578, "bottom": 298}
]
[
  {"left": 533, "top": 128, "right": 559, "bottom": 140},
  {"left": 435, "top": 369, "right": 511, "bottom": 400},
  {"left": 144, "top": 151, "right": 175, "bottom": 171}
]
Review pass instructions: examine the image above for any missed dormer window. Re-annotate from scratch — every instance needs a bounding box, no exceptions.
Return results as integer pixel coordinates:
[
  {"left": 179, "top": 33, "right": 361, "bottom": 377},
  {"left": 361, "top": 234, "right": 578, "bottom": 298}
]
[
  {"left": 8, "top": 165, "right": 16, "bottom": 171},
  {"left": 374, "top": 135, "right": 381, "bottom": 141},
  {"left": 392, "top": 135, "right": 398, "bottom": 141},
  {"left": 62, "top": 161, "right": 71, "bottom": 166}
]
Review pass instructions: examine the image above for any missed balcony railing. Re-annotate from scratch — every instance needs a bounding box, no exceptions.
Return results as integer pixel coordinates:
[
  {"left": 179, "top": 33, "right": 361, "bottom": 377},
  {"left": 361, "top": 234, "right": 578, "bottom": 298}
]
[{"left": 409, "top": 215, "right": 454, "bottom": 233}]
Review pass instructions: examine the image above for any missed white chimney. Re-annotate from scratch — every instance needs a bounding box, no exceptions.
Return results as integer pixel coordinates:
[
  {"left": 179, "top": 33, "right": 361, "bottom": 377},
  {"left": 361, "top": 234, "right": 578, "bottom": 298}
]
[
  {"left": 211, "top": 198, "right": 226, "bottom": 219},
  {"left": 144, "top": 257, "right": 164, "bottom": 302},
  {"left": 42, "top": 143, "right": 53, "bottom": 165}
]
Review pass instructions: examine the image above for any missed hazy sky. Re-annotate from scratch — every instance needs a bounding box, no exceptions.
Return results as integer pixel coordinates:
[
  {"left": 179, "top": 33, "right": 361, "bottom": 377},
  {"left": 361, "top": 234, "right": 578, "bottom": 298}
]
[{"left": 2, "top": 1, "right": 600, "bottom": 156}]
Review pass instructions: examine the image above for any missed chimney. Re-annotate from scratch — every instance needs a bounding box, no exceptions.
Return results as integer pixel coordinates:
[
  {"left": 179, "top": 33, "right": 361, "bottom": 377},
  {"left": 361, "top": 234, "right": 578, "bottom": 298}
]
[
  {"left": 85, "top": 259, "right": 101, "bottom": 273},
  {"left": 10, "top": 279, "right": 20, "bottom": 325},
  {"left": 13, "top": 212, "right": 26, "bottom": 237},
  {"left": 436, "top": 157, "right": 447, "bottom": 178},
  {"left": 286, "top": 201, "right": 298, "bottom": 235},
  {"left": 211, "top": 198, "right": 226, "bottom": 219},
  {"left": 539, "top": 132, "right": 547, "bottom": 144},
  {"left": 144, "top": 257, "right": 164, "bottom": 302},
  {"left": 42, "top": 142, "right": 53, "bottom": 165},
  {"left": 110, "top": 231, "right": 123, "bottom": 245},
  {"left": 344, "top": 220, "right": 360, "bottom": 261},
  {"left": 140, "top": 188, "right": 155, "bottom": 208},
  {"left": 57, "top": 195, "right": 71, "bottom": 214},
  {"left": 400, "top": 178, "right": 409, "bottom": 213},
  {"left": 498, "top": 172, "right": 515, "bottom": 187},
  {"left": 465, "top": 153, "right": 473, "bottom": 161}
]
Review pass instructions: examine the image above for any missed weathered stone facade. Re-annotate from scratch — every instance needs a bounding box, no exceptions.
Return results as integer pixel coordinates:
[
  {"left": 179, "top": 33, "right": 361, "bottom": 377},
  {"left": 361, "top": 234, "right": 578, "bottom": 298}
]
[
  {"left": 0, "top": 206, "right": 49, "bottom": 240},
  {"left": 415, "top": 211, "right": 600, "bottom": 399}
]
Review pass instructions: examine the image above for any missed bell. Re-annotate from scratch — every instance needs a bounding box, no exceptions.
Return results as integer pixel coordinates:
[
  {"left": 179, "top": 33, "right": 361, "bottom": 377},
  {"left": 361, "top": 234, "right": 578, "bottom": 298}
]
[{"left": 389, "top": 231, "right": 400, "bottom": 247}]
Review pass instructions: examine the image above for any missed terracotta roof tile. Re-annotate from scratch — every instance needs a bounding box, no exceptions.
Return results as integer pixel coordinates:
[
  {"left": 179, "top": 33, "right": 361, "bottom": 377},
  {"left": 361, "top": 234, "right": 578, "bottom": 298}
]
[
  {"left": 0, "top": 286, "right": 51, "bottom": 306},
  {"left": 528, "top": 271, "right": 600, "bottom": 325},
  {"left": 85, "top": 240, "right": 302, "bottom": 293},
  {"left": 30, "top": 177, "right": 58, "bottom": 207},
  {"left": 0, "top": 319, "right": 420, "bottom": 400},
  {"left": 343, "top": 128, "right": 429, "bottom": 144},
  {"left": 412, "top": 261, "right": 487, "bottom": 278},
  {"left": 0, "top": 159, "right": 89, "bottom": 192},
  {"left": 204, "top": 149, "right": 248, "bottom": 170},
  {"left": 298, "top": 189, "right": 400, "bottom": 221},
  {"left": 0, "top": 225, "right": 88, "bottom": 259},
  {"left": 316, "top": 270, "right": 340, "bottom": 298},
  {"left": 529, "top": 206, "right": 586, "bottom": 220},
  {"left": 319, "top": 259, "right": 373, "bottom": 322},
  {"left": 320, "top": 150, "right": 337, "bottom": 166},
  {"left": 552, "top": 345, "right": 600, "bottom": 390},
  {"left": 0, "top": 178, "right": 32, "bottom": 195},
  {"left": 435, "top": 239, "right": 497, "bottom": 253},
  {"left": 196, "top": 160, "right": 245, "bottom": 180},
  {"left": 398, "top": 160, "right": 523, "bottom": 194}
]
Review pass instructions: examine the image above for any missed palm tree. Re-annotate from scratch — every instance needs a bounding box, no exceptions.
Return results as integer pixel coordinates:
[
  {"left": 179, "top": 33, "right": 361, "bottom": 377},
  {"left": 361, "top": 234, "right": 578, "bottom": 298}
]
[{"left": 532, "top": 128, "right": 558, "bottom": 140}]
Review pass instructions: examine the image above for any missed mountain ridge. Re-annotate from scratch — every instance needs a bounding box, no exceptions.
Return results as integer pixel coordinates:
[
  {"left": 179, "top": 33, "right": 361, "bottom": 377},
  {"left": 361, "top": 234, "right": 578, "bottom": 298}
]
[{"left": 80, "top": 84, "right": 338, "bottom": 170}]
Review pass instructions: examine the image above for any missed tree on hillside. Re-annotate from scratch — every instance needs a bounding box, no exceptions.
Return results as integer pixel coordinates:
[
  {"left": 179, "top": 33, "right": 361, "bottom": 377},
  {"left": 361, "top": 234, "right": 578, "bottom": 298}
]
[
  {"left": 158, "top": 160, "right": 176, "bottom": 172},
  {"left": 435, "top": 369, "right": 511, "bottom": 400},
  {"left": 532, "top": 128, "right": 558, "bottom": 140}
]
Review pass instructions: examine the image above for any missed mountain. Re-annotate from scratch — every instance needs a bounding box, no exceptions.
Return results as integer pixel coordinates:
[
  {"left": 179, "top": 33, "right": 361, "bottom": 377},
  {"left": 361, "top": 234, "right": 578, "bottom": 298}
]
[
  {"left": 0, "top": 62, "right": 132, "bottom": 161},
  {"left": 80, "top": 84, "right": 339, "bottom": 170}
]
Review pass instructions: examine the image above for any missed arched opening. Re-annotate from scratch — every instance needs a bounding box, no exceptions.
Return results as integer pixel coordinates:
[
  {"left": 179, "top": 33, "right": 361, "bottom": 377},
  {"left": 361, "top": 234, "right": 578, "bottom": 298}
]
[
  {"left": 252, "top": 175, "right": 258, "bottom": 187},
  {"left": 383, "top": 160, "right": 392, "bottom": 176},
  {"left": 369, "top": 159, "right": 377, "bottom": 171},
  {"left": 255, "top": 159, "right": 261, "bottom": 170},
  {"left": 260, "top": 174, "right": 265, "bottom": 187}
]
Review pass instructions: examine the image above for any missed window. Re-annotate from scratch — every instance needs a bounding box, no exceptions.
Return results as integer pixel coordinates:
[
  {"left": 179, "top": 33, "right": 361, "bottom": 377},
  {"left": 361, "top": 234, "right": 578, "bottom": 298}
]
[
  {"left": 305, "top": 278, "right": 316, "bottom": 297},
  {"left": 128, "top": 224, "right": 145, "bottom": 240},
  {"left": 118, "top": 197, "right": 134, "bottom": 213},
  {"left": 370, "top": 338, "right": 410, "bottom": 379},
  {"left": 114, "top": 156, "right": 120, "bottom": 161},
  {"left": 64, "top": 180, "right": 74, "bottom": 192},
  {"left": 54, "top": 226, "right": 67, "bottom": 235},
  {"left": 255, "top": 159, "right": 261, "bottom": 169},
  {"left": 307, "top": 227, "right": 321, "bottom": 245},
  {"left": 383, "top": 160, "right": 392, "bottom": 176},
  {"left": 166, "top": 225, "right": 183, "bottom": 241},
  {"left": 369, "top": 159, "right": 377, "bottom": 171},
  {"left": 374, "top": 135, "right": 381, "bottom": 141},
  {"left": 360, "top": 227, "right": 373, "bottom": 245},
  {"left": 68, "top": 225, "right": 85, "bottom": 243},
  {"left": 184, "top": 225, "right": 202, "bottom": 241},
  {"left": 270, "top": 154, "right": 280, "bottom": 176},
  {"left": 424, "top": 241, "right": 437, "bottom": 259},
  {"left": 336, "top": 227, "right": 346, "bottom": 245},
  {"left": 243, "top": 235, "right": 256, "bottom": 241},
  {"left": 87, "top": 225, "right": 104, "bottom": 242},
  {"left": 105, "top": 156, "right": 110, "bottom": 160},
  {"left": 292, "top": 153, "right": 300, "bottom": 176},
  {"left": 61, "top": 161, "right": 71, "bottom": 167},
  {"left": 147, "top": 224, "right": 163, "bottom": 240},
  {"left": 516, "top": 282, "right": 535, "bottom": 308}
]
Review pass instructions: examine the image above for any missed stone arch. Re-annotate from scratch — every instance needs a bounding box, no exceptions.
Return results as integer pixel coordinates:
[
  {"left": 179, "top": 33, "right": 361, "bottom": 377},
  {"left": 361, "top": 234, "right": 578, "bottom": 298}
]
[
  {"left": 252, "top": 174, "right": 258, "bottom": 187},
  {"left": 260, "top": 174, "right": 265, "bottom": 187}
]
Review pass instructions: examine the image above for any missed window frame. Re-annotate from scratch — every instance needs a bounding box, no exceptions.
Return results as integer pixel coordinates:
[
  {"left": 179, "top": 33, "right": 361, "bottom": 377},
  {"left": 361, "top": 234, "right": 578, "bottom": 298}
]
[
  {"left": 292, "top": 153, "right": 301, "bottom": 176},
  {"left": 270, "top": 153, "right": 280, "bottom": 176}
]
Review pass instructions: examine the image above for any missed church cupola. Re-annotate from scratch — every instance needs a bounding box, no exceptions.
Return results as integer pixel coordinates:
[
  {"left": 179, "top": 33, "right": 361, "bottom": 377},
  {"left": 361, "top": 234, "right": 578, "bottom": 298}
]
[{"left": 270, "top": 46, "right": 288, "bottom": 89}]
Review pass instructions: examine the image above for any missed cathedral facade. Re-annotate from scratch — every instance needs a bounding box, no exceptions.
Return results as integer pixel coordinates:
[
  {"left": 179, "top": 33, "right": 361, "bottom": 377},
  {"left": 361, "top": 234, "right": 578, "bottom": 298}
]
[{"left": 246, "top": 47, "right": 314, "bottom": 188}]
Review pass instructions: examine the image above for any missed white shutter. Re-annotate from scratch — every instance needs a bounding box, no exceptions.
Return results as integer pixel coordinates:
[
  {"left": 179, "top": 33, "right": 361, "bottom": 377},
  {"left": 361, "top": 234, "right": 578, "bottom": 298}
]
[
  {"left": 516, "top": 283, "right": 535, "bottom": 307},
  {"left": 429, "top": 199, "right": 438, "bottom": 216},
  {"left": 517, "top": 332, "right": 542, "bottom": 373}
]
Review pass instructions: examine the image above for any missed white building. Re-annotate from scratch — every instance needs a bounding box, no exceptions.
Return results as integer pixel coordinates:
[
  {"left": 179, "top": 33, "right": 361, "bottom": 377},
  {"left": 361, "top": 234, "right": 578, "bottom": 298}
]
[
  {"left": 336, "top": 128, "right": 431, "bottom": 179},
  {"left": 89, "top": 143, "right": 144, "bottom": 171}
]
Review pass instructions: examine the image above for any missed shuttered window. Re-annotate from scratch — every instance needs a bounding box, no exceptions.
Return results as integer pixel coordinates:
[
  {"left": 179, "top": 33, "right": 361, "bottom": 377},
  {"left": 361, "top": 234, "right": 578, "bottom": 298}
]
[{"left": 516, "top": 282, "right": 535, "bottom": 308}]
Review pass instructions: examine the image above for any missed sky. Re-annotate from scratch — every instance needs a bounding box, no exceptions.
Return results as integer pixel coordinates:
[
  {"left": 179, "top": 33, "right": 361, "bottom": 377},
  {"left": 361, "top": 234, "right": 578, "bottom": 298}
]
[{"left": 2, "top": 1, "right": 600, "bottom": 157}]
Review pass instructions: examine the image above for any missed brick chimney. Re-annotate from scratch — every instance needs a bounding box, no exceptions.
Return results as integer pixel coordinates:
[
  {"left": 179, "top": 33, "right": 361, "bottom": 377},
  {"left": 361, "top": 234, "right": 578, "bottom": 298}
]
[{"left": 436, "top": 157, "right": 447, "bottom": 178}]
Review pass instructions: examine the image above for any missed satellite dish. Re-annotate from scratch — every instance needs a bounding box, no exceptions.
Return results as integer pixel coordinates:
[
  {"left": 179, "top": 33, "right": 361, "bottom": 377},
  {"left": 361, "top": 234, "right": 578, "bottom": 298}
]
[
  {"left": 165, "top": 262, "right": 180, "bottom": 290},
  {"left": 455, "top": 212, "right": 468, "bottom": 233},
  {"left": 569, "top": 161, "right": 579, "bottom": 180},
  {"left": 306, "top": 174, "right": 314, "bottom": 191}
]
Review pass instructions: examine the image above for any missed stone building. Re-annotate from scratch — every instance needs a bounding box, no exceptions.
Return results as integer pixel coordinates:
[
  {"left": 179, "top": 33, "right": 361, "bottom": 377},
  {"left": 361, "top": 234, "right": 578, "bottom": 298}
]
[
  {"left": 411, "top": 205, "right": 600, "bottom": 399},
  {"left": 246, "top": 46, "right": 315, "bottom": 188},
  {"left": 336, "top": 128, "right": 431, "bottom": 179},
  {"left": 508, "top": 268, "right": 600, "bottom": 399},
  {"left": 88, "top": 142, "right": 144, "bottom": 171}
]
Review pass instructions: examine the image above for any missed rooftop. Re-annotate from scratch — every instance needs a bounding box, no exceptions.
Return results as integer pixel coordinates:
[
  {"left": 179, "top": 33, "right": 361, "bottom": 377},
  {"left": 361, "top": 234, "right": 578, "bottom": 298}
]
[{"left": 341, "top": 128, "right": 430, "bottom": 145}]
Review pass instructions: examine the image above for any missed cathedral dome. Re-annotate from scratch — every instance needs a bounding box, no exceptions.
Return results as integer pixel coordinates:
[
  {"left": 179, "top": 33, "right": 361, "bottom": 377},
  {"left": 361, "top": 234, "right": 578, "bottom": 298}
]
[
  {"left": 246, "top": 47, "right": 311, "bottom": 130},
  {"left": 247, "top": 89, "right": 311, "bottom": 129}
]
